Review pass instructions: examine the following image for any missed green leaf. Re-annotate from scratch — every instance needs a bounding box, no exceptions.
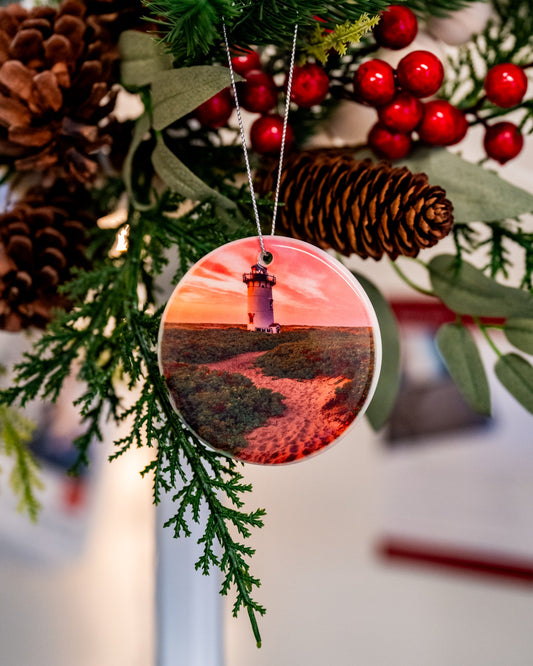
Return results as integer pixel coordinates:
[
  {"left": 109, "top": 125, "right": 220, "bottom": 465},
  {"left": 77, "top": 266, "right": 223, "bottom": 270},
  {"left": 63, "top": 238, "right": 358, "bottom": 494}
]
[
  {"left": 436, "top": 323, "right": 491, "bottom": 415},
  {"left": 119, "top": 30, "right": 173, "bottom": 88},
  {"left": 504, "top": 318, "right": 533, "bottom": 355},
  {"left": 152, "top": 135, "right": 235, "bottom": 209},
  {"left": 353, "top": 272, "right": 401, "bottom": 431},
  {"left": 495, "top": 353, "right": 533, "bottom": 414},
  {"left": 401, "top": 148, "right": 533, "bottom": 223},
  {"left": 151, "top": 66, "right": 240, "bottom": 131},
  {"left": 428, "top": 254, "right": 533, "bottom": 318}
]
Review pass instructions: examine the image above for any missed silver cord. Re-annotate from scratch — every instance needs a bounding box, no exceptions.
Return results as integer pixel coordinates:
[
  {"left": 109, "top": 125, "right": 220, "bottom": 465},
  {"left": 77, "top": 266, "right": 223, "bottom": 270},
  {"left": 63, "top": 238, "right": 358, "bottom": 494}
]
[
  {"left": 271, "top": 23, "right": 298, "bottom": 236},
  {"left": 222, "top": 21, "right": 298, "bottom": 258}
]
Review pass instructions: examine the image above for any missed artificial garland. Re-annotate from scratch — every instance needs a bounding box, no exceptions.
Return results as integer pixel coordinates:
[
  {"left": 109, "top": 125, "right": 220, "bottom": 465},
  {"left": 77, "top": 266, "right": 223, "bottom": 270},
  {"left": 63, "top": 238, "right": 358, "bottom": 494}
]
[{"left": 0, "top": 0, "right": 533, "bottom": 647}]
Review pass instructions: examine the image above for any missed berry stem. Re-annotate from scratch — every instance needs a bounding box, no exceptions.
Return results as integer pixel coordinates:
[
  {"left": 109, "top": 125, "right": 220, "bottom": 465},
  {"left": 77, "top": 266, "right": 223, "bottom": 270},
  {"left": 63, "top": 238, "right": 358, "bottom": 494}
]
[
  {"left": 390, "top": 258, "right": 436, "bottom": 297},
  {"left": 475, "top": 317, "right": 503, "bottom": 358}
]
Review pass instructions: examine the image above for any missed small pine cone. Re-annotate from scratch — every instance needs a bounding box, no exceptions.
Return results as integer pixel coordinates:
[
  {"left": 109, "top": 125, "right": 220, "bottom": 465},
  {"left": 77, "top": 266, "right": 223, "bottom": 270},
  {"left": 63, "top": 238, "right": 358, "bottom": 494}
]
[
  {"left": 0, "top": 180, "right": 95, "bottom": 331},
  {"left": 255, "top": 150, "right": 454, "bottom": 260},
  {"left": 0, "top": 0, "right": 119, "bottom": 184}
]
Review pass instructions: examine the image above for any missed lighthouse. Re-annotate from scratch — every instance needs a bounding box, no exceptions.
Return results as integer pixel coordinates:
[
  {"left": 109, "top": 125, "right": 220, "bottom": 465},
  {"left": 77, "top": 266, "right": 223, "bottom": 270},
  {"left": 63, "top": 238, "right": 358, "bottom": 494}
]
[{"left": 242, "top": 263, "right": 280, "bottom": 333}]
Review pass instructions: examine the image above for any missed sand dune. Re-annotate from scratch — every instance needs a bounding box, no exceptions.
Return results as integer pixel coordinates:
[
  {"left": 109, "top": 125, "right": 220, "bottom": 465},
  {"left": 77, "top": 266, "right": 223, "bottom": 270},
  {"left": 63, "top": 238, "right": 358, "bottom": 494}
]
[{"left": 205, "top": 351, "right": 351, "bottom": 464}]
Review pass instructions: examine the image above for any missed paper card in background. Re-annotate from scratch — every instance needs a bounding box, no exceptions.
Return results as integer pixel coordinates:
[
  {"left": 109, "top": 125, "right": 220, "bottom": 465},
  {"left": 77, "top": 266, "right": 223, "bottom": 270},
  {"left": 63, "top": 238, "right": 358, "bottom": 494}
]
[
  {"left": 0, "top": 332, "right": 101, "bottom": 566},
  {"left": 378, "top": 300, "right": 533, "bottom": 582}
]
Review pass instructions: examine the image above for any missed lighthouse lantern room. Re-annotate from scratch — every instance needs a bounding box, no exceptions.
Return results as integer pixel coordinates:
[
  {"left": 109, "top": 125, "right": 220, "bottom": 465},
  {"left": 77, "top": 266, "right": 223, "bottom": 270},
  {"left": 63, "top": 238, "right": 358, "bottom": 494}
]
[{"left": 242, "top": 263, "right": 280, "bottom": 333}]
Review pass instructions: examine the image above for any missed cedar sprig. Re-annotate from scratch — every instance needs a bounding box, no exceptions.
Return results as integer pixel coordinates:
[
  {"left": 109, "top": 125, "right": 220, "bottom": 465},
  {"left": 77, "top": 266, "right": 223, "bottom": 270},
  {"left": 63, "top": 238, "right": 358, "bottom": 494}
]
[
  {"left": 451, "top": 219, "right": 533, "bottom": 290},
  {"left": 0, "top": 404, "right": 42, "bottom": 521},
  {"left": 304, "top": 15, "right": 381, "bottom": 64},
  {"left": 0, "top": 195, "right": 267, "bottom": 644}
]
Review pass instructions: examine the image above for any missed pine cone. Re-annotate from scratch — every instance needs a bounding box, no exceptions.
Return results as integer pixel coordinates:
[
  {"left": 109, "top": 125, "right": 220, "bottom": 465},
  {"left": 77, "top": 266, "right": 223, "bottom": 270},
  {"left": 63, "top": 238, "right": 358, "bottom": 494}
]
[
  {"left": 0, "top": 0, "right": 119, "bottom": 184},
  {"left": 255, "top": 150, "right": 454, "bottom": 260},
  {"left": 0, "top": 180, "right": 95, "bottom": 331}
]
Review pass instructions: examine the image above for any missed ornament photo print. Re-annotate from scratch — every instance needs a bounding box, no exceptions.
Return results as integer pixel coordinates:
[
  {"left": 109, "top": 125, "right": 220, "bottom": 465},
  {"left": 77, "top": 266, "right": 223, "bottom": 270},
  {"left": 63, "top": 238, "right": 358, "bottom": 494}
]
[{"left": 158, "top": 237, "right": 381, "bottom": 465}]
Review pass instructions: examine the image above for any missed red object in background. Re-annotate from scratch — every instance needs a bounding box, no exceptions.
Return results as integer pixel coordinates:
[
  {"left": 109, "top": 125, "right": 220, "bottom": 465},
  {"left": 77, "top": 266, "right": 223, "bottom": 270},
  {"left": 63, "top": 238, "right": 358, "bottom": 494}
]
[
  {"left": 373, "top": 5, "right": 418, "bottom": 50},
  {"left": 231, "top": 49, "right": 261, "bottom": 76},
  {"left": 353, "top": 59, "right": 397, "bottom": 107},
  {"left": 484, "top": 63, "right": 528, "bottom": 108},
  {"left": 418, "top": 100, "right": 468, "bottom": 145},
  {"left": 239, "top": 69, "right": 278, "bottom": 113},
  {"left": 368, "top": 122, "right": 411, "bottom": 160},
  {"left": 62, "top": 477, "right": 86, "bottom": 511},
  {"left": 290, "top": 63, "right": 330, "bottom": 107},
  {"left": 484, "top": 121, "right": 524, "bottom": 164},
  {"left": 396, "top": 50, "right": 444, "bottom": 98},
  {"left": 378, "top": 91, "right": 423, "bottom": 133},
  {"left": 250, "top": 114, "right": 294, "bottom": 155},
  {"left": 194, "top": 88, "right": 234, "bottom": 128},
  {"left": 379, "top": 538, "right": 533, "bottom": 584}
]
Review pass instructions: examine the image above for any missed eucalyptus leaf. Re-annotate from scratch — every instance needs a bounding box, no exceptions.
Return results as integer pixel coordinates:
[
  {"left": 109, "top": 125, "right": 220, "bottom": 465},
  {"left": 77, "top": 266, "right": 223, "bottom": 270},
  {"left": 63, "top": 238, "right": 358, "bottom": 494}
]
[
  {"left": 436, "top": 323, "right": 491, "bottom": 415},
  {"left": 428, "top": 254, "right": 533, "bottom": 318},
  {"left": 495, "top": 353, "right": 533, "bottom": 414},
  {"left": 152, "top": 136, "right": 235, "bottom": 209},
  {"left": 152, "top": 67, "right": 240, "bottom": 131},
  {"left": 401, "top": 147, "right": 533, "bottom": 224},
  {"left": 504, "top": 318, "right": 533, "bottom": 355},
  {"left": 353, "top": 272, "right": 401, "bottom": 431},
  {"left": 119, "top": 30, "right": 173, "bottom": 88}
]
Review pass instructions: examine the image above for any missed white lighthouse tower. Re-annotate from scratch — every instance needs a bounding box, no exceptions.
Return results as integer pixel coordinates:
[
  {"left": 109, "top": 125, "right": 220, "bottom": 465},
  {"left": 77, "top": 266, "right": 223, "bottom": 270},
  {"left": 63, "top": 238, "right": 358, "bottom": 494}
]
[{"left": 242, "top": 263, "right": 280, "bottom": 333}]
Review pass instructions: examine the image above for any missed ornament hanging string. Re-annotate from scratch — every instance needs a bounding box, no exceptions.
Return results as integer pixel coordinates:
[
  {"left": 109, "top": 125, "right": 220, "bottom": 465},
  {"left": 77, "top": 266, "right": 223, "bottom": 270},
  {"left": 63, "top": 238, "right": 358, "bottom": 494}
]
[{"left": 222, "top": 21, "right": 299, "bottom": 261}]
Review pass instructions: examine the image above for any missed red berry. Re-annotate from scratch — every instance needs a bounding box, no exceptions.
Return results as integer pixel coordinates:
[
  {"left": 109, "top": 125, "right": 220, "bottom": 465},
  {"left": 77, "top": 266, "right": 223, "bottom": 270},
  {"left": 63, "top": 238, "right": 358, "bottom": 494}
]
[
  {"left": 378, "top": 91, "right": 423, "bottom": 132},
  {"left": 290, "top": 63, "right": 330, "bottom": 107},
  {"left": 484, "top": 121, "right": 524, "bottom": 164},
  {"left": 239, "top": 70, "right": 278, "bottom": 113},
  {"left": 194, "top": 88, "right": 233, "bottom": 128},
  {"left": 353, "top": 59, "right": 396, "bottom": 107},
  {"left": 484, "top": 63, "right": 528, "bottom": 108},
  {"left": 368, "top": 122, "right": 411, "bottom": 160},
  {"left": 231, "top": 49, "right": 261, "bottom": 76},
  {"left": 396, "top": 50, "right": 444, "bottom": 98},
  {"left": 418, "top": 100, "right": 468, "bottom": 145},
  {"left": 251, "top": 114, "right": 294, "bottom": 155},
  {"left": 373, "top": 5, "right": 418, "bottom": 50}
]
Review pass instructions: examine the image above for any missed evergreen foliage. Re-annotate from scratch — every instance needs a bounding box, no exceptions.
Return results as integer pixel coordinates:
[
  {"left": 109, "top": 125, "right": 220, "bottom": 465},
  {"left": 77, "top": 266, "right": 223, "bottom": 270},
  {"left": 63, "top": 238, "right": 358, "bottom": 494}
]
[
  {"left": 145, "top": 0, "right": 391, "bottom": 62},
  {"left": 0, "top": 196, "right": 267, "bottom": 645},
  {"left": 304, "top": 16, "right": 381, "bottom": 64},
  {"left": 0, "top": 405, "right": 42, "bottom": 521}
]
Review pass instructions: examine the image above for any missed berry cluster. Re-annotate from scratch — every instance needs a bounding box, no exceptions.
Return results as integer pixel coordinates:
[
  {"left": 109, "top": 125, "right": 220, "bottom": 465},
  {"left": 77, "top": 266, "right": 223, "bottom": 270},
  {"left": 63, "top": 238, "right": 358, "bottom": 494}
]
[
  {"left": 193, "top": 6, "right": 529, "bottom": 164},
  {"left": 193, "top": 49, "right": 331, "bottom": 155},
  {"left": 355, "top": 5, "right": 529, "bottom": 164},
  {"left": 353, "top": 5, "right": 466, "bottom": 160}
]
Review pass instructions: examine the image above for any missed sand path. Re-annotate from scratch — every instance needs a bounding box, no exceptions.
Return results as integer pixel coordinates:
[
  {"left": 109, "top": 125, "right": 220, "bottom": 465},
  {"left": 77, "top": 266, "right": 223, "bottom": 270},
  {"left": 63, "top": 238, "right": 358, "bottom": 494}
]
[{"left": 205, "top": 351, "right": 350, "bottom": 464}]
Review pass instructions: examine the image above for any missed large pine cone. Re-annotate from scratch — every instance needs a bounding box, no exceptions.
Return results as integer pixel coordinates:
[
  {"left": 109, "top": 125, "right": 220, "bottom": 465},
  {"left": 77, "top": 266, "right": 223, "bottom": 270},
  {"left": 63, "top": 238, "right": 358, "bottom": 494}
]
[
  {"left": 0, "top": 181, "right": 95, "bottom": 331},
  {"left": 0, "top": 0, "right": 119, "bottom": 183},
  {"left": 256, "top": 150, "right": 454, "bottom": 260}
]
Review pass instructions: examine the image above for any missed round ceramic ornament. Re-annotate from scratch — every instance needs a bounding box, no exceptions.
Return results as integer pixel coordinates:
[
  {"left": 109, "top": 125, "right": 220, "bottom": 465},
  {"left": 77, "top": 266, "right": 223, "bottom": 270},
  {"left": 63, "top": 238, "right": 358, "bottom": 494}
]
[{"left": 158, "top": 236, "right": 381, "bottom": 465}]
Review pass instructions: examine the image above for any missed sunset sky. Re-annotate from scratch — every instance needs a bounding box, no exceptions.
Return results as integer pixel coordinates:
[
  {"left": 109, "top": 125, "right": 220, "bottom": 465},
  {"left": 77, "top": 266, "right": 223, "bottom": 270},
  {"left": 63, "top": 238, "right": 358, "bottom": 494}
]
[{"left": 164, "top": 237, "right": 374, "bottom": 327}]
